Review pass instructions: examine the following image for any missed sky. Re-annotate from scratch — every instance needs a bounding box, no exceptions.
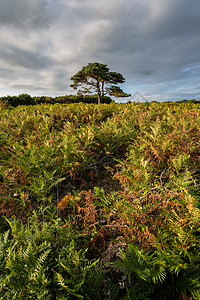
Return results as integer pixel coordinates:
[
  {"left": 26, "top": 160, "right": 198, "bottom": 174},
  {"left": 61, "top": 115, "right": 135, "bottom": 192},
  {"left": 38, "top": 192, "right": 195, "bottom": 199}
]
[{"left": 0, "top": 0, "right": 200, "bottom": 102}]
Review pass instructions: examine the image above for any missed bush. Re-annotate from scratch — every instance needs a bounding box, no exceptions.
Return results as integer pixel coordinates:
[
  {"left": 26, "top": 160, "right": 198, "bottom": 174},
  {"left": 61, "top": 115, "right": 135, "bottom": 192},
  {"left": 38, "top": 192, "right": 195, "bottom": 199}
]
[{"left": 0, "top": 94, "right": 112, "bottom": 107}]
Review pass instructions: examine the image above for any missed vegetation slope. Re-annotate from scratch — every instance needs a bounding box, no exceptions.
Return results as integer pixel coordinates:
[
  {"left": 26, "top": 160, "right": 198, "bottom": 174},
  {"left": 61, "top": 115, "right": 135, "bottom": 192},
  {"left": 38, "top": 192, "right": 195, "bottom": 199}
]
[{"left": 0, "top": 100, "right": 199, "bottom": 299}]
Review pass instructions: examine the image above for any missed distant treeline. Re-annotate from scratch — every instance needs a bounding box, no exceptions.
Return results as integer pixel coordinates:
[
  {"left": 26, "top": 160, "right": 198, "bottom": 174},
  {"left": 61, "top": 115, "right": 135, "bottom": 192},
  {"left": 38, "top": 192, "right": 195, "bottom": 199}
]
[{"left": 0, "top": 93, "right": 112, "bottom": 107}]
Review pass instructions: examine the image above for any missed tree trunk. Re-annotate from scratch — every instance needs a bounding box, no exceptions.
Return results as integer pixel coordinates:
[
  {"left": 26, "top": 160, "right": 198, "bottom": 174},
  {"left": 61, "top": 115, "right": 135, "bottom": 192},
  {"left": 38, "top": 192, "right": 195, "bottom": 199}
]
[
  {"left": 101, "top": 80, "right": 105, "bottom": 99},
  {"left": 97, "top": 93, "right": 101, "bottom": 104},
  {"left": 97, "top": 81, "right": 101, "bottom": 104}
]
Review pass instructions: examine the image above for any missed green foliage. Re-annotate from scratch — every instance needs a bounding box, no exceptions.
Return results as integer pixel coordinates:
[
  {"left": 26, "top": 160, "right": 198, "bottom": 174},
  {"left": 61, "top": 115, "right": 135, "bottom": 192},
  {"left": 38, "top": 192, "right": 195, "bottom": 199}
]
[
  {"left": 0, "top": 94, "right": 112, "bottom": 107},
  {"left": 0, "top": 214, "right": 103, "bottom": 299},
  {"left": 0, "top": 94, "right": 34, "bottom": 107},
  {"left": 0, "top": 218, "right": 53, "bottom": 298},
  {"left": 70, "top": 62, "right": 130, "bottom": 103},
  {"left": 109, "top": 86, "right": 131, "bottom": 98},
  {"left": 113, "top": 240, "right": 200, "bottom": 300},
  {"left": 1, "top": 100, "right": 200, "bottom": 299},
  {"left": 54, "top": 240, "right": 101, "bottom": 299}
]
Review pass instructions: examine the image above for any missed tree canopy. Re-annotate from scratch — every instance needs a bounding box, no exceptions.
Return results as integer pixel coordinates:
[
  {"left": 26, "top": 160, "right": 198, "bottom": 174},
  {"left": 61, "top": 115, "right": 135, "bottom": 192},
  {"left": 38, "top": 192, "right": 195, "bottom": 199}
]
[{"left": 70, "top": 62, "right": 131, "bottom": 104}]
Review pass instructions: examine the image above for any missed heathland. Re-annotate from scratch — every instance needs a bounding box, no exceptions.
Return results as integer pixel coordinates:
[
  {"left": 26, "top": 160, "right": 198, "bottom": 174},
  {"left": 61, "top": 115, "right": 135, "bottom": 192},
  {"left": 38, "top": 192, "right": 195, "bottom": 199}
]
[{"left": 0, "top": 99, "right": 199, "bottom": 299}]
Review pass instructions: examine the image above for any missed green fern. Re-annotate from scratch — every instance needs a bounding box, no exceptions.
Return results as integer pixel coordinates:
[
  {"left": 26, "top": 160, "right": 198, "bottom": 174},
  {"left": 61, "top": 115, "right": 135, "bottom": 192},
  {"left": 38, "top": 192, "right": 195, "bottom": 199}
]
[
  {"left": 113, "top": 241, "right": 200, "bottom": 300},
  {"left": 55, "top": 240, "right": 100, "bottom": 299}
]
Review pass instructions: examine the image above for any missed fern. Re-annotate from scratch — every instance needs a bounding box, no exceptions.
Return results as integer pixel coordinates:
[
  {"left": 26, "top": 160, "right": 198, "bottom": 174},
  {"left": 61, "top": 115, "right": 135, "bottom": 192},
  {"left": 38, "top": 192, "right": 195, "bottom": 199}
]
[
  {"left": 1, "top": 100, "right": 200, "bottom": 299},
  {"left": 55, "top": 240, "right": 100, "bottom": 299},
  {"left": 0, "top": 217, "right": 55, "bottom": 298},
  {"left": 113, "top": 241, "right": 200, "bottom": 300}
]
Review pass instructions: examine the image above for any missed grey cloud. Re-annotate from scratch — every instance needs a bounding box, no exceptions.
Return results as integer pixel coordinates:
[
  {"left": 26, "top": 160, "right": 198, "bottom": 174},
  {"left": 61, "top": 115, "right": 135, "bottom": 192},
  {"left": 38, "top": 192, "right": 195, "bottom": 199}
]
[
  {"left": 0, "top": 45, "right": 54, "bottom": 69},
  {"left": 140, "top": 70, "right": 154, "bottom": 76},
  {"left": 0, "top": 0, "right": 53, "bottom": 29},
  {"left": 147, "top": 0, "right": 200, "bottom": 39},
  {"left": 0, "top": 67, "right": 14, "bottom": 77},
  {"left": 0, "top": 0, "right": 200, "bottom": 100}
]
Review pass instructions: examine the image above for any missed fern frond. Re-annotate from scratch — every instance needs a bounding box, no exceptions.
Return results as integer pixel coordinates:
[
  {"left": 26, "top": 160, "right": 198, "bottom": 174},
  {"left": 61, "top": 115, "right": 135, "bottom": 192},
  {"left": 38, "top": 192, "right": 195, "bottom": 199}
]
[
  {"left": 56, "top": 272, "right": 85, "bottom": 299},
  {"left": 3, "top": 229, "right": 10, "bottom": 244},
  {"left": 151, "top": 266, "right": 167, "bottom": 284},
  {"left": 56, "top": 272, "right": 72, "bottom": 291},
  {"left": 36, "top": 243, "right": 51, "bottom": 267}
]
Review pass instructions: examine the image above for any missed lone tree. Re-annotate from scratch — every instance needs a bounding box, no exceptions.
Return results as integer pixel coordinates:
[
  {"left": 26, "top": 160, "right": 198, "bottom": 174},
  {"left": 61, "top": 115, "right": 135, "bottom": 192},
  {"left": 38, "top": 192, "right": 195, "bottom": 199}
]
[{"left": 70, "top": 62, "right": 130, "bottom": 104}]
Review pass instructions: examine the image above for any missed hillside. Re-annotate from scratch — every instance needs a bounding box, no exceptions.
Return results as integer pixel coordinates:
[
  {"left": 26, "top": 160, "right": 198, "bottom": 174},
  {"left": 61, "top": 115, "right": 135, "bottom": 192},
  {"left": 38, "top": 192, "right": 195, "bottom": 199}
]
[{"left": 0, "top": 101, "right": 199, "bottom": 299}]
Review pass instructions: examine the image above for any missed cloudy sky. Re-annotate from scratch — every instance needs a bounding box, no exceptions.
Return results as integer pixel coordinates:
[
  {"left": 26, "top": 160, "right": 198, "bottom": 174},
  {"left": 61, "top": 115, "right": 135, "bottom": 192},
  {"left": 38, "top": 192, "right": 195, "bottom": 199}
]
[{"left": 0, "top": 0, "right": 200, "bottom": 101}]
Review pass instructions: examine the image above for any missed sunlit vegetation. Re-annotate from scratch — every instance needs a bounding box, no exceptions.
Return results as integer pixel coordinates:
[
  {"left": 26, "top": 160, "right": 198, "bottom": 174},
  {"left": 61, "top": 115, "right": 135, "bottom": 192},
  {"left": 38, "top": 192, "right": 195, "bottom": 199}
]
[
  {"left": 0, "top": 100, "right": 200, "bottom": 299},
  {"left": 0, "top": 93, "right": 112, "bottom": 107},
  {"left": 70, "top": 62, "right": 130, "bottom": 104}
]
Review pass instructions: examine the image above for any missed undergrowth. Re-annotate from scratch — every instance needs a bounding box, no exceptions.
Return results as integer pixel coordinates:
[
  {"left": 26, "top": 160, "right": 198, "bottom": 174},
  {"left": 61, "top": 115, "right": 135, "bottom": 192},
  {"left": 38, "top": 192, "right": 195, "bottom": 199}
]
[{"left": 0, "top": 101, "right": 200, "bottom": 299}]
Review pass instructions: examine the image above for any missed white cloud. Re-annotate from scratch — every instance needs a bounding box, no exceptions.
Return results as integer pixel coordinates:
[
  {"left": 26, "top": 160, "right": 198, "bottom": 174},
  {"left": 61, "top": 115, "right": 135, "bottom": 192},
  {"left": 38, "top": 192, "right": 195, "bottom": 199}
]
[{"left": 0, "top": 0, "right": 200, "bottom": 100}]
